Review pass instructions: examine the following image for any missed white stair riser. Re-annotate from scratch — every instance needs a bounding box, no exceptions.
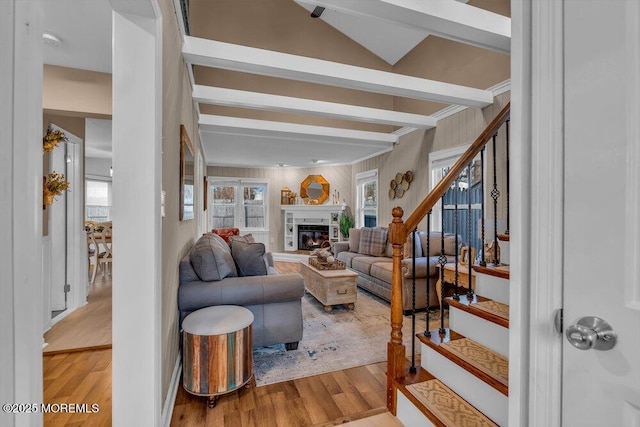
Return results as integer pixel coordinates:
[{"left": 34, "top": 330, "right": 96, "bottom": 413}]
[
  {"left": 498, "top": 240, "right": 510, "bottom": 265},
  {"left": 397, "top": 390, "right": 435, "bottom": 427},
  {"left": 449, "top": 307, "right": 509, "bottom": 358},
  {"left": 475, "top": 273, "right": 509, "bottom": 304},
  {"left": 422, "top": 344, "right": 508, "bottom": 427}
]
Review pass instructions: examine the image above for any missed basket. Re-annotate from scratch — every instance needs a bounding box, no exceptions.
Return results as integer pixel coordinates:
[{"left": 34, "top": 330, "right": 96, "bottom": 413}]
[{"left": 308, "top": 256, "right": 346, "bottom": 270}]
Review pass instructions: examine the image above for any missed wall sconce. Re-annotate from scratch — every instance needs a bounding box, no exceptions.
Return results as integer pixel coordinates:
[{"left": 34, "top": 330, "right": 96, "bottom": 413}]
[{"left": 110, "top": 166, "right": 113, "bottom": 177}]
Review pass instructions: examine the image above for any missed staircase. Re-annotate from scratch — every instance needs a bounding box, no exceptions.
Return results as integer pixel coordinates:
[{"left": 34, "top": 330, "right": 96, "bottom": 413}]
[
  {"left": 386, "top": 104, "right": 511, "bottom": 426},
  {"left": 397, "top": 255, "right": 510, "bottom": 426}
]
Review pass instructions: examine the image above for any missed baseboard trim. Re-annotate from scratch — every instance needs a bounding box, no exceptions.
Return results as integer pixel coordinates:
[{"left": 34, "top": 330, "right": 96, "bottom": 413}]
[{"left": 161, "top": 354, "right": 182, "bottom": 427}]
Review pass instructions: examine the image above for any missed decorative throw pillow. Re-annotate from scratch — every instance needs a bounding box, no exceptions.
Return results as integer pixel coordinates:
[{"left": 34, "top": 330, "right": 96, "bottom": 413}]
[
  {"left": 230, "top": 240, "right": 268, "bottom": 277},
  {"left": 211, "top": 228, "right": 240, "bottom": 245},
  {"left": 385, "top": 232, "right": 423, "bottom": 258},
  {"left": 420, "top": 232, "right": 461, "bottom": 256},
  {"left": 228, "top": 233, "right": 255, "bottom": 244},
  {"left": 359, "top": 227, "right": 388, "bottom": 257},
  {"left": 404, "top": 232, "right": 423, "bottom": 258},
  {"left": 348, "top": 227, "right": 361, "bottom": 253},
  {"left": 190, "top": 233, "right": 237, "bottom": 281}
]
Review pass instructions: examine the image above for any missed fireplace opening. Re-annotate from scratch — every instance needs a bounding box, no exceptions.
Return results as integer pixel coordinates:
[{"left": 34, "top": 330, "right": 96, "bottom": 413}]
[{"left": 298, "top": 224, "right": 330, "bottom": 251}]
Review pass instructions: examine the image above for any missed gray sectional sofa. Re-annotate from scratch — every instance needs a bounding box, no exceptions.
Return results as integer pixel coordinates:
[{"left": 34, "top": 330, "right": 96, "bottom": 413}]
[
  {"left": 178, "top": 233, "right": 305, "bottom": 350},
  {"left": 332, "top": 227, "right": 460, "bottom": 312}
]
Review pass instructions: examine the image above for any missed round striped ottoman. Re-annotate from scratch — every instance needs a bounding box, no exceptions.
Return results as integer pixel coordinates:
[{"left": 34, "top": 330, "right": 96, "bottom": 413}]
[{"left": 182, "top": 305, "right": 254, "bottom": 407}]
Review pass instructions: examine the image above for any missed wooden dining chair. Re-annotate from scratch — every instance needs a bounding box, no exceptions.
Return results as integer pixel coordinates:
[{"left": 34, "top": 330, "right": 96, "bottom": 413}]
[
  {"left": 91, "top": 224, "right": 113, "bottom": 283},
  {"left": 97, "top": 224, "right": 113, "bottom": 279}
]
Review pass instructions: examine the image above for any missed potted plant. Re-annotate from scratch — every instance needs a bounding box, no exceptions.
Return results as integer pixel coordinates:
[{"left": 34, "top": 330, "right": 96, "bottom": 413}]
[
  {"left": 43, "top": 128, "right": 67, "bottom": 152},
  {"left": 339, "top": 208, "right": 355, "bottom": 239},
  {"left": 43, "top": 171, "right": 70, "bottom": 206}
]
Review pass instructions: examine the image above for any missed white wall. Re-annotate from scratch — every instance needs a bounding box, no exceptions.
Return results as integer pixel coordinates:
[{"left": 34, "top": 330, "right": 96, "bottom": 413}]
[
  {"left": 0, "top": 2, "right": 45, "bottom": 426},
  {"left": 85, "top": 157, "right": 112, "bottom": 179}
]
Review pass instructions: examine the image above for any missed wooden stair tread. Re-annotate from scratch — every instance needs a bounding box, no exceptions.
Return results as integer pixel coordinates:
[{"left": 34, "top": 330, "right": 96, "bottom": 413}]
[
  {"left": 406, "top": 379, "right": 498, "bottom": 427},
  {"left": 417, "top": 329, "right": 508, "bottom": 395},
  {"left": 497, "top": 232, "right": 510, "bottom": 242},
  {"left": 445, "top": 296, "right": 509, "bottom": 328},
  {"left": 473, "top": 263, "right": 510, "bottom": 279}
]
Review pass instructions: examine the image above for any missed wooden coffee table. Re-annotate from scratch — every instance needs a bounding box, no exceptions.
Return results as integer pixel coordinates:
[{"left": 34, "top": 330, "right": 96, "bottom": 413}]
[{"left": 300, "top": 260, "right": 358, "bottom": 312}]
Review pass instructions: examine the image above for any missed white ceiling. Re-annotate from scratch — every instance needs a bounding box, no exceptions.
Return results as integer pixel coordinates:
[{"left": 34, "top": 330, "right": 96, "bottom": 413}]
[
  {"left": 294, "top": 0, "right": 429, "bottom": 65},
  {"left": 85, "top": 118, "right": 113, "bottom": 159},
  {"left": 42, "top": 0, "right": 112, "bottom": 74}
]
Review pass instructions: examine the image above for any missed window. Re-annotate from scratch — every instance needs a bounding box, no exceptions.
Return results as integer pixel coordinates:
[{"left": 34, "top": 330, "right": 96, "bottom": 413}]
[
  {"left": 86, "top": 179, "right": 112, "bottom": 221},
  {"left": 356, "top": 170, "right": 378, "bottom": 228},
  {"left": 429, "top": 146, "right": 483, "bottom": 256},
  {"left": 209, "top": 178, "right": 268, "bottom": 230}
]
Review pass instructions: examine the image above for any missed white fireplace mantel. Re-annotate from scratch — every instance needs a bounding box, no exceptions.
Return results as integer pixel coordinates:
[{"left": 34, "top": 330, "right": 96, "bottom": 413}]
[{"left": 281, "top": 204, "right": 344, "bottom": 251}]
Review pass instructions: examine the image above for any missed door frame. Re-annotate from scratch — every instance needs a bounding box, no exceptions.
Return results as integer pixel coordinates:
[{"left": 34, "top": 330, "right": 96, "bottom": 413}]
[
  {"left": 45, "top": 123, "right": 86, "bottom": 330},
  {"left": 510, "top": 0, "right": 564, "bottom": 425}
]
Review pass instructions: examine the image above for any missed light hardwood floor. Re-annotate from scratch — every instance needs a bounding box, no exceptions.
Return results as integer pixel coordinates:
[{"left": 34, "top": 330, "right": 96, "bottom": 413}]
[
  {"left": 43, "top": 271, "right": 112, "bottom": 354},
  {"left": 43, "top": 349, "right": 112, "bottom": 426},
  {"left": 42, "top": 261, "right": 403, "bottom": 426}
]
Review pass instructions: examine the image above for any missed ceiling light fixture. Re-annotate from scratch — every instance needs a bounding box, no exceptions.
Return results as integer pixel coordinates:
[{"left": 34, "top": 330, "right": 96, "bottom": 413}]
[
  {"left": 42, "top": 32, "right": 63, "bottom": 47},
  {"left": 310, "top": 6, "right": 325, "bottom": 18},
  {"left": 277, "top": 163, "right": 285, "bottom": 167}
]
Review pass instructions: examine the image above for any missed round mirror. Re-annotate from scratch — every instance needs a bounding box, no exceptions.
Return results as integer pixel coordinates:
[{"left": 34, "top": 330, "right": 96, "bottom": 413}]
[{"left": 300, "top": 175, "right": 330, "bottom": 204}]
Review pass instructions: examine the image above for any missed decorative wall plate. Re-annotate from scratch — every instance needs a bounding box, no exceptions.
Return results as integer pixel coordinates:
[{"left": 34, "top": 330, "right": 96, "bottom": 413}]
[
  {"left": 388, "top": 188, "right": 396, "bottom": 200},
  {"left": 395, "top": 173, "right": 403, "bottom": 184},
  {"left": 390, "top": 179, "right": 397, "bottom": 190},
  {"left": 401, "top": 179, "right": 410, "bottom": 190},
  {"left": 404, "top": 171, "right": 414, "bottom": 183},
  {"left": 395, "top": 186, "right": 404, "bottom": 198}
]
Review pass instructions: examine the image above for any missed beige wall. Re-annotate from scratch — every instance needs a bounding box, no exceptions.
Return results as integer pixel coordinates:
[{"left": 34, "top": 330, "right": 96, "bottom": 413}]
[
  {"left": 43, "top": 65, "right": 112, "bottom": 118},
  {"left": 353, "top": 92, "right": 510, "bottom": 231},
  {"left": 207, "top": 164, "right": 352, "bottom": 252},
  {"left": 159, "top": 0, "right": 205, "bottom": 404}
]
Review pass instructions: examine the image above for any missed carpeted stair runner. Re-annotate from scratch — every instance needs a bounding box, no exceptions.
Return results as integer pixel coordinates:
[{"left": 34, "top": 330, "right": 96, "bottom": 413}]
[
  {"left": 440, "top": 337, "right": 508, "bottom": 391},
  {"left": 406, "top": 379, "right": 498, "bottom": 427},
  {"left": 471, "top": 299, "right": 509, "bottom": 321}
]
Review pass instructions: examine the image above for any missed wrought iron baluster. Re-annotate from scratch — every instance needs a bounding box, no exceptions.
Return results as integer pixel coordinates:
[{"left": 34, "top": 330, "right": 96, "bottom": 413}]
[
  {"left": 453, "top": 176, "right": 460, "bottom": 301},
  {"left": 424, "top": 212, "right": 431, "bottom": 337},
  {"left": 439, "top": 194, "right": 447, "bottom": 335},
  {"left": 410, "top": 227, "right": 417, "bottom": 374},
  {"left": 480, "top": 146, "right": 486, "bottom": 267},
  {"left": 505, "top": 119, "right": 510, "bottom": 235},
  {"left": 467, "top": 161, "right": 474, "bottom": 299},
  {"left": 491, "top": 133, "right": 501, "bottom": 265}
]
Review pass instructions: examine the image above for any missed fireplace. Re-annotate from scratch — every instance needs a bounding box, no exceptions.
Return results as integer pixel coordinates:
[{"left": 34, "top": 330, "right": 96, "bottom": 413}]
[{"left": 298, "top": 224, "right": 330, "bottom": 251}]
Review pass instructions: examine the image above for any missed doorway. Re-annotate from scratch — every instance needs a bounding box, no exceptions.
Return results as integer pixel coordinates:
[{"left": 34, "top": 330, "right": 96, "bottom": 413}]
[{"left": 43, "top": 123, "right": 85, "bottom": 329}]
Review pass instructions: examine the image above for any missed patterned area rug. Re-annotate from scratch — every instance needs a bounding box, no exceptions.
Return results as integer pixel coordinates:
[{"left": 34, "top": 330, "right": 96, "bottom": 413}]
[{"left": 253, "top": 289, "right": 445, "bottom": 386}]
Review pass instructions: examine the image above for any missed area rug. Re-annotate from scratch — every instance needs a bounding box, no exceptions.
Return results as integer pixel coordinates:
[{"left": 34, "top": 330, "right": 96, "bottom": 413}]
[{"left": 253, "top": 289, "right": 447, "bottom": 386}]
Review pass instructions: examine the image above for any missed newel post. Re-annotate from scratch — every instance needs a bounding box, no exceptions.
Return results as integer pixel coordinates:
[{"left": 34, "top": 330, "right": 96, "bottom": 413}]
[{"left": 387, "top": 207, "right": 407, "bottom": 413}]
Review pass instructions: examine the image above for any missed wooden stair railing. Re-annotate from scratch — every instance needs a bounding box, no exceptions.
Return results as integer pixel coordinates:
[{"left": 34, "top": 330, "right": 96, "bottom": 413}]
[{"left": 386, "top": 102, "right": 510, "bottom": 413}]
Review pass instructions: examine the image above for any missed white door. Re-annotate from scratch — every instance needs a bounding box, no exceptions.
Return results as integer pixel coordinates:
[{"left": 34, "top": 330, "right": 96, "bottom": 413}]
[
  {"left": 49, "top": 127, "right": 68, "bottom": 312},
  {"left": 562, "top": 0, "right": 640, "bottom": 425}
]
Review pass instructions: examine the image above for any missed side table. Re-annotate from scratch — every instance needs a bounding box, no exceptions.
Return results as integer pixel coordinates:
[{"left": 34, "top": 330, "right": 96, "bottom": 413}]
[
  {"left": 182, "top": 305, "right": 254, "bottom": 408},
  {"left": 435, "top": 262, "right": 476, "bottom": 308}
]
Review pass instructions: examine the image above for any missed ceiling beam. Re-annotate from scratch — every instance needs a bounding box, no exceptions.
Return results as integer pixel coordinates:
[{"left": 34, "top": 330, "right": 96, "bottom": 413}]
[
  {"left": 298, "top": 0, "right": 510, "bottom": 54},
  {"left": 183, "top": 36, "right": 493, "bottom": 108},
  {"left": 193, "top": 85, "right": 436, "bottom": 129},
  {"left": 199, "top": 115, "right": 397, "bottom": 147}
]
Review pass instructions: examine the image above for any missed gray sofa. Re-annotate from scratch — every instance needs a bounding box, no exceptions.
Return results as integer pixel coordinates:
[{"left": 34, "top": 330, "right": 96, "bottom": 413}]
[
  {"left": 332, "top": 227, "right": 460, "bottom": 312},
  {"left": 178, "top": 233, "right": 305, "bottom": 350}
]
